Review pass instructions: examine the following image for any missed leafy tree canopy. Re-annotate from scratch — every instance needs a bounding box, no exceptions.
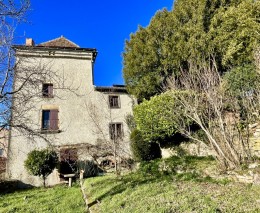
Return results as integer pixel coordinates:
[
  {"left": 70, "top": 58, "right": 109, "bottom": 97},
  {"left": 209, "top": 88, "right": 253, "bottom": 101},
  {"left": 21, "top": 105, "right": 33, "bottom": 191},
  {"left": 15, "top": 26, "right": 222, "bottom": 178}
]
[
  {"left": 130, "top": 129, "right": 161, "bottom": 162},
  {"left": 133, "top": 91, "right": 191, "bottom": 142},
  {"left": 24, "top": 149, "right": 58, "bottom": 187},
  {"left": 123, "top": 9, "right": 175, "bottom": 100},
  {"left": 123, "top": 0, "right": 259, "bottom": 100},
  {"left": 223, "top": 64, "right": 260, "bottom": 97}
]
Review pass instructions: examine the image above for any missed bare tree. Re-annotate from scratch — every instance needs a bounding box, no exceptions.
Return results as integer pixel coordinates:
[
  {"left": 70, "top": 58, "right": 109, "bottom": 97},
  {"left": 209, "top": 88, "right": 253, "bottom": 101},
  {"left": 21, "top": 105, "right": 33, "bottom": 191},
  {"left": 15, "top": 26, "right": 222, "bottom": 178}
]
[
  {"left": 0, "top": 1, "right": 80, "bottom": 144},
  {"left": 166, "top": 58, "right": 260, "bottom": 170},
  {"left": 0, "top": 1, "right": 30, "bottom": 179},
  {"left": 0, "top": 0, "right": 30, "bottom": 130}
]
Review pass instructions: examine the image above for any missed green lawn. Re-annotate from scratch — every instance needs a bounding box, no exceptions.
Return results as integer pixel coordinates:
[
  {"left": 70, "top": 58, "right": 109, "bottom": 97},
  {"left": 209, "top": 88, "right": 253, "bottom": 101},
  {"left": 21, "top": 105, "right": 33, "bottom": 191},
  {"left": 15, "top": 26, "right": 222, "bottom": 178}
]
[
  {"left": 0, "top": 184, "right": 85, "bottom": 213},
  {"left": 2, "top": 156, "right": 260, "bottom": 213},
  {"left": 84, "top": 157, "right": 260, "bottom": 213}
]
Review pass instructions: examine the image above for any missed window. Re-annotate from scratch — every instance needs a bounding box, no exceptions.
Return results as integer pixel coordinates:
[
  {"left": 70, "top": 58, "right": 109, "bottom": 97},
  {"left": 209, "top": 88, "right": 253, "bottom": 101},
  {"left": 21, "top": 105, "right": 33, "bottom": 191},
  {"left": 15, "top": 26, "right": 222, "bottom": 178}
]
[
  {"left": 42, "top": 109, "right": 59, "bottom": 130},
  {"left": 109, "top": 95, "right": 120, "bottom": 108},
  {"left": 42, "top": 83, "right": 53, "bottom": 97},
  {"left": 59, "top": 148, "right": 78, "bottom": 175},
  {"left": 109, "top": 123, "right": 123, "bottom": 140}
]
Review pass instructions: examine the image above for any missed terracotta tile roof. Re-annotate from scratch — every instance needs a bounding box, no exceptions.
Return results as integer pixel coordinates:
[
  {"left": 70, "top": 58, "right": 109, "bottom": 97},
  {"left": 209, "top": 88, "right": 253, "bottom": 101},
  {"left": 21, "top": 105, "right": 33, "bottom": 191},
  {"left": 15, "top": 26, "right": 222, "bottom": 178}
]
[{"left": 38, "top": 36, "right": 80, "bottom": 48}]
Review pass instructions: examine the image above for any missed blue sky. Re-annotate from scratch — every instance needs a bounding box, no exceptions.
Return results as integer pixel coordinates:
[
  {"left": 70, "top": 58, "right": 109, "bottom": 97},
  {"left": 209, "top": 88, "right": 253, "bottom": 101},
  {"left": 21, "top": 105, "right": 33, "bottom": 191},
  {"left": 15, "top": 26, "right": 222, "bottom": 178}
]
[{"left": 15, "top": 0, "right": 173, "bottom": 86}]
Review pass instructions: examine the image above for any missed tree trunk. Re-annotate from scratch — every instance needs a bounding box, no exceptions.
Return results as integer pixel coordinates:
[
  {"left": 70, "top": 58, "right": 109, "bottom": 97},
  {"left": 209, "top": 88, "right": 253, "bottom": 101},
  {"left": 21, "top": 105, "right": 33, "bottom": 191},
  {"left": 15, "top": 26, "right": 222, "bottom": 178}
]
[{"left": 43, "top": 177, "right": 46, "bottom": 188}]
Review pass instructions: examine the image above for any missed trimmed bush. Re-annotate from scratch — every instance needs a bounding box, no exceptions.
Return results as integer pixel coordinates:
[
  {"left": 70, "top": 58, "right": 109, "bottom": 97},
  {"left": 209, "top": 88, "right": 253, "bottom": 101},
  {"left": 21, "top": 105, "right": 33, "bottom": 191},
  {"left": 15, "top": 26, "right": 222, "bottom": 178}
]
[
  {"left": 133, "top": 91, "right": 191, "bottom": 143},
  {"left": 24, "top": 149, "right": 58, "bottom": 187},
  {"left": 130, "top": 129, "right": 161, "bottom": 162}
]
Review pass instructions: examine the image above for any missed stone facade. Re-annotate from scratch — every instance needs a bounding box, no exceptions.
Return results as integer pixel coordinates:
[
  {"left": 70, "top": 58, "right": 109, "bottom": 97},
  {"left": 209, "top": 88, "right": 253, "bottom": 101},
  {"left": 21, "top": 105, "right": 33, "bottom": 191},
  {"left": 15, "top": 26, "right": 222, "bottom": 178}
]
[
  {"left": 0, "top": 129, "right": 8, "bottom": 178},
  {"left": 7, "top": 37, "right": 134, "bottom": 186}
]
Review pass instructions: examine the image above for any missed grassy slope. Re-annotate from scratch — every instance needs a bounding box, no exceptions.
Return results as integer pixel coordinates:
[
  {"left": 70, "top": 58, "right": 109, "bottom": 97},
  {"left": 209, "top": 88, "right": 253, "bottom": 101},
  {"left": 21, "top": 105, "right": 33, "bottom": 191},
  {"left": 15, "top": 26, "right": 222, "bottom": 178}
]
[
  {"left": 0, "top": 185, "right": 85, "bottom": 213},
  {"left": 84, "top": 157, "right": 260, "bottom": 213}
]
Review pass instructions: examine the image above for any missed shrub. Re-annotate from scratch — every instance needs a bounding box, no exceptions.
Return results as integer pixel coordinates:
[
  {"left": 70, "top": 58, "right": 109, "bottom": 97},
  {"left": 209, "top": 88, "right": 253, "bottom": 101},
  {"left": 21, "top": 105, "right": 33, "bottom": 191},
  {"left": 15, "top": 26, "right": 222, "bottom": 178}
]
[
  {"left": 133, "top": 91, "right": 191, "bottom": 143},
  {"left": 224, "top": 64, "right": 260, "bottom": 97},
  {"left": 77, "top": 160, "right": 101, "bottom": 177},
  {"left": 24, "top": 149, "right": 58, "bottom": 187},
  {"left": 130, "top": 129, "right": 161, "bottom": 162},
  {"left": 139, "top": 160, "right": 161, "bottom": 176}
]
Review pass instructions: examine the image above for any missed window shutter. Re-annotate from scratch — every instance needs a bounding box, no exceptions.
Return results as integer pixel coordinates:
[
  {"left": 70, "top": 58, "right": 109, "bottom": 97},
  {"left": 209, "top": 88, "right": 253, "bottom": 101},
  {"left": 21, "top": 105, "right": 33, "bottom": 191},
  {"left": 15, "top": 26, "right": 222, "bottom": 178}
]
[
  {"left": 114, "top": 97, "right": 118, "bottom": 107},
  {"left": 117, "top": 124, "right": 122, "bottom": 138},
  {"left": 109, "top": 124, "right": 115, "bottom": 140},
  {"left": 48, "top": 84, "right": 53, "bottom": 97},
  {"left": 50, "top": 109, "right": 59, "bottom": 130}
]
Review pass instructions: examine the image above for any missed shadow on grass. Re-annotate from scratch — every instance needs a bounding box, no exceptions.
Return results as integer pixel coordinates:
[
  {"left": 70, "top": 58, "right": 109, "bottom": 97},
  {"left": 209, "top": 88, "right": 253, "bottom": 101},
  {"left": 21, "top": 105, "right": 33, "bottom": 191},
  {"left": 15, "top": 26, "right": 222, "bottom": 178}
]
[
  {"left": 87, "top": 156, "right": 219, "bottom": 208},
  {"left": 88, "top": 174, "right": 159, "bottom": 208},
  {"left": 0, "top": 180, "right": 34, "bottom": 195}
]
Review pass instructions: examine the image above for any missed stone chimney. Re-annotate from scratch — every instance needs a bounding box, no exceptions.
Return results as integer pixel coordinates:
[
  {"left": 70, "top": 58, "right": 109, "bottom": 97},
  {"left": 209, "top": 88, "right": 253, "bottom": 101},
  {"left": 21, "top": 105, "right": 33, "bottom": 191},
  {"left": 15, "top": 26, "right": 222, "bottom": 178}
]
[{"left": 25, "top": 38, "right": 35, "bottom": 46}]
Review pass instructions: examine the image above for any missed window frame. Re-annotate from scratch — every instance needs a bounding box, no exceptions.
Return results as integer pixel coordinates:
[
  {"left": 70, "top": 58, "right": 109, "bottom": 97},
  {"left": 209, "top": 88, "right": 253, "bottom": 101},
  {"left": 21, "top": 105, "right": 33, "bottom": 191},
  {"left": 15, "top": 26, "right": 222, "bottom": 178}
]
[
  {"left": 41, "top": 109, "right": 59, "bottom": 133},
  {"left": 108, "top": 95, "right": 120, "bottom": 109},
  {"left": 59, "top": 148, "right": 78, "bottom": 176},
  {"left": 42, "top": 83, "right": 54, "bottom": 98},
  {"left": 109, "top": 122, "right": 123, "bottom": 140}
]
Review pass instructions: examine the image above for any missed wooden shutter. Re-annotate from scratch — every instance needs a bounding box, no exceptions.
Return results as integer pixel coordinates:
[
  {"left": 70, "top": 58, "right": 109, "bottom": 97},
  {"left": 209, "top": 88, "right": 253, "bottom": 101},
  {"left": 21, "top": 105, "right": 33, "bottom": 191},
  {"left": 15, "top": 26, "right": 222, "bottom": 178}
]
[
  {"left": 109, "top": 124, "right": 115, "bottom": 140},
  {"left": 50, "top": 109, "right": 59, "bottom": 130},
  {"left": 48, "top": 84, "right": 53, "bottom": 97},
  {"left": 114, "top": 96, "right": 118, "bottom": 107},
  {"left": 116, "top": 124, "right": 122, "bottom": 139}
]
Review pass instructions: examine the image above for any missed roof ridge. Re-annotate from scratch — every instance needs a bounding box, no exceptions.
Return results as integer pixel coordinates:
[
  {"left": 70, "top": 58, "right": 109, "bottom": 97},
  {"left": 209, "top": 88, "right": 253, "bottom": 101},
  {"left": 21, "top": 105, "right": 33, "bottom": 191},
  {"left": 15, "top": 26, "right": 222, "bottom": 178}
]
[{"left": 38, "top": 36, "right": 80, "bottom": 47}]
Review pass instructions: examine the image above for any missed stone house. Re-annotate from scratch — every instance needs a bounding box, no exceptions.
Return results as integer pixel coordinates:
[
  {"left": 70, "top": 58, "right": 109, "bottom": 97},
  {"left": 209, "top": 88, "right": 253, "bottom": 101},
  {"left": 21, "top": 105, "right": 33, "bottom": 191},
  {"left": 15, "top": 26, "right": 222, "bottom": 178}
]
[{"left": 7, "top": 36, "right": 134, "bottom": 186}]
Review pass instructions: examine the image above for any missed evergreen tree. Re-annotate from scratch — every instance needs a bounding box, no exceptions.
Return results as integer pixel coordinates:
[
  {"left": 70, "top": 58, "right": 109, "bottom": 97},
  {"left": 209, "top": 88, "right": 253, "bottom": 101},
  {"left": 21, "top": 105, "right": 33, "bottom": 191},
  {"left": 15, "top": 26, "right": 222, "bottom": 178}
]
[{"left": 123, "top": 0, "right": 259, "bottom": 100}]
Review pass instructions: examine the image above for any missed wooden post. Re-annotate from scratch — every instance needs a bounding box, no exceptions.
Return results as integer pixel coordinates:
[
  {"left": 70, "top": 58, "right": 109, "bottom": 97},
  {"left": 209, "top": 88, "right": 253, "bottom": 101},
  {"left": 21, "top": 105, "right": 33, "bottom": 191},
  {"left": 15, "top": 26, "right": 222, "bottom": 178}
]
[{"left": 68, "top": 177, "right": 72, "bottom": 187}]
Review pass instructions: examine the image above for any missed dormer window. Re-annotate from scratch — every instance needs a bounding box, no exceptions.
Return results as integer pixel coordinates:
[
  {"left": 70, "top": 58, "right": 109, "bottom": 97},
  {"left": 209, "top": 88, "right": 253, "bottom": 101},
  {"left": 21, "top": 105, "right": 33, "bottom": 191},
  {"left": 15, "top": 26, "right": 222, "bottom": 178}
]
[{"left": 42, "top": 83, "right": 53, "bottom": 98}]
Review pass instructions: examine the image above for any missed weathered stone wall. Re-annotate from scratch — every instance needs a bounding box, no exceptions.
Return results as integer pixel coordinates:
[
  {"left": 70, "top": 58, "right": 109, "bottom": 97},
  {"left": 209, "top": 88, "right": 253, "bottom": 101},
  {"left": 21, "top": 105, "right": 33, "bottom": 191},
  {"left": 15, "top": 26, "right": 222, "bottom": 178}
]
[
  {"left": 162, "top": 122, "right": 260, "bottom": 159},
  {"left": 161, "top": 142, "right": 215, "bottom": 158},
  {"left": 0, "top": 129, "right": 8, "bottom": 158},
  {"left": 249, "top": 123, "right": 260, "bottom": 156}
]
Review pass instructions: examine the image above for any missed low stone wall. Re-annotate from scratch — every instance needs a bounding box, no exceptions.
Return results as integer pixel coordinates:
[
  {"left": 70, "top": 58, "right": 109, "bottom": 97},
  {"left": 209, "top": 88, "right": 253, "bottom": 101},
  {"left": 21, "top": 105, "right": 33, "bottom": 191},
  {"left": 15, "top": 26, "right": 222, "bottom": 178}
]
[
  {"left": 161, "top": 122, "right": 260, "bottom": 159},
  {"left": 224, "top": 163, "right": 260, "bottom": 185},
  {"left": 250, "top": 123, "right": 260, "bottom": 156},
  {"left": 161, "top": 142, "right": 215, "bottom": 158}
]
